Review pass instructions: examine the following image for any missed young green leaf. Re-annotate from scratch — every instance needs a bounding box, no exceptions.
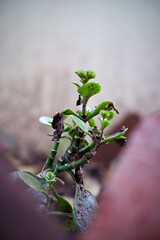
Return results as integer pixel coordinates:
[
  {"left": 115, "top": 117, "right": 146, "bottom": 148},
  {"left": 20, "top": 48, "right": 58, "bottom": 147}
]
[
  {"left": 85, "top": 101, "right": 111, "bottom": 121},
  {"left": 45, "top": 171, "right": 56, "bottom": 184},
  {"left": 82, "top": 138, "right": 90, "bottom": 147},
  {"left": 73, "top": 184, "right": 98, "bottom": 233},
  {"left": 61, "top": 109, "right": 83, "bottom": 120},
  {"left": 78, "top": 82, "right": 101, "bottom": 99},
  {"left": 72, "top": 81, "right": 80, "bottom": 88},
  {"left": 100, "top": 118, "right": 110, "bottom": 129},
  {"left": 100, "top": 110, "right": 114, "bottom": 120},
  {"left": 17, "top": 171, "right": 47, "bottom": 194},
  {"left": 88, "top": 118, "right": 96, "bottom": 127},
  {"left": 64, "top": 125, "right": 72, "bottom": 132},
  {"left": 75, "top": 69, "right": 87, "bottom": 80},
  {"left": 48, "top": 188, "right": 74, "bottom": 231},
  {"left": 39, "top": 116, "right": 53, "bottom": 127},
  {"left": 86, "top": 70, "right": 96, "bottom": 80},
  {"left": 70, "top": 115, "right": 92, "bottom": 137},
  {"left": 64, "top": 121, "right": 72, "bottom": 128},
  {"left": 64, "top": 122, "right": 73, "bottom": 134},
  {"left": 60, "top": 135, "right": 72, "bottom": 141},
  {"left": 52, "top": 188, "right": 73, "bottom": 213},
  {"left": 101, "top": 128, "right": 128, "bottom": 144}
]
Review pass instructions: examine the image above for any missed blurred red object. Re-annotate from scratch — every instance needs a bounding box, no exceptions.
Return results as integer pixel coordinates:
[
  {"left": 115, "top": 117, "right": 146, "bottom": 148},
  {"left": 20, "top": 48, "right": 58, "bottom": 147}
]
[{"left": 83, "top": 112, "right": 160, "bottom": 240}]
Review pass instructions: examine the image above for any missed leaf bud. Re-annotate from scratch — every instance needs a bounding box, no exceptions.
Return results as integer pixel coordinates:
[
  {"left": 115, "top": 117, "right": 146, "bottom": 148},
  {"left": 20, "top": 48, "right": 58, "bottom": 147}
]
[
  {"left": 88, "top": 118, "right": 96, "bottom": 127},
  {"left": 86, "top": 70, "right": 96, "bottom": 80},
  {"left": 100, "top": 118, "right": 110, "bottom": 129},
  {"left": 100, "top": 110, "right": 114, "bottom": 120},
  {"left": 75, "top": 69, "right": 87, "bottom": 79},
  {"left": 45, "top": 171, "right": 56, "bottom": 184}
]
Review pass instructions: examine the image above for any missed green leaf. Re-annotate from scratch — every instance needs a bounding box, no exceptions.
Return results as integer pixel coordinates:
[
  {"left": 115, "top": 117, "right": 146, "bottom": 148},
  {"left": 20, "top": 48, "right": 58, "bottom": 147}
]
[
  {"left": 85, "top": 101, "right": 112, "bottom": 121},
  {"left": 88, "top": 118, "right": 96, "bottom": 127},
  {"left": 70, "top": 115, "right": 92, "bottom": 137},
  {"left": 10, "top": 171, "right": 47, "bottom": 212},
  {"left": 101, "top": 128, "right": 128, "bottom": 144},
  {"left": 64, "top": 126, "right": 71, "bottom": 132},
  {"left": 60, "top": 135, "right": 72, "bottom": 140},
  {"left": 107, "top": 111, "right": 114, "bottom": 120},
  {"left": 52, "top": 188, "right": 73, "bottom": 213},
  {"left": 64, "top": 121, "right": 72, "bottom": 128},
  {"left": 17, "top": 171, "right": 47, "bottom": 194},
  {"left": 47, "top": 188, "right": 74, "bottom": 230},
  {"left": 68, "top": 128, "right": 77, "bottom": 138},
  {"left": 39, "top": 116, "right": 52, "bottom": 127},
  {"left": 116, "top": 136, "right": 126, "bottom": 140},
  {"left": 72, "top": 81, "right": 80, "bottom": 88},
  {"left": 53, "top": 188, "right": 73, "bottom": 213},
  {"left": 82, "top": 138, "right": 90, "bottom": 147},
  {"left": 73, "top": 184, "right": 98, "bottom": 233},
  {"left": 75, "top": 69, "right": 87, "bottom": 79},
  {"left": 86, "top": 70, "right": 96, "bottom": 80},
  {"left": 47, "top": 133, "right": 53, "bottom": 137},
  {"left": 78, "top": 82, "right": 101, "bottom": 100},
  {"left": 100, "top": 110, "right": 114, "bottom": 120},
  {"left": 100, "top": 118, "right": 110, "bottom": 129},
  {"left": 61, "top": 109, "right": 83, "bottom": 120}
]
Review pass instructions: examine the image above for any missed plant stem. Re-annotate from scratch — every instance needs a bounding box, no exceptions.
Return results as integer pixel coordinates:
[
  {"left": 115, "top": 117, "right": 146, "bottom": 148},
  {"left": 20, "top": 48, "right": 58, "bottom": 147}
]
[
  {"left": 82, "top": 97, "right": 88, "bottom": 118},
  {"left": 55, "top": 158, "right": 88, "bottom": 174},
  {"left": 44, "top": 141, "right": 59, "bottom": 169},
  {"left": 57, "top": 129, "right": 84, "bottom": 165},
  {"left": 79, "top": 142, "right": 96, "bottom": 156}
]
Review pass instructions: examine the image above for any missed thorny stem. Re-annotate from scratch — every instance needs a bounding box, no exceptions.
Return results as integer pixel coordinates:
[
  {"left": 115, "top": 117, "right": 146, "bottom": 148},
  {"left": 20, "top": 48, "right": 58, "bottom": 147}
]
[
  {"left": 48, "top": 129, "right": 127, "bottom": 177},
  {"left": 55, "top": 158, "right": 88, "bottom": 174},
  {"left": 47, "top": 141, "right": 59, "bottom": 168},
  {"left": 79, "top": 142, "right": 96, "bottom": 156},
  {"left": 54, "top": 149, "right": 94, "bottom": 175},
  {"left": 53, "top": 131, "right": 126, "bottom": 176},
  {"left": 57, "top": 128, "right": 84, "bottom": 165},
  {"left": 52, "top": 129, "right": 127, "bottom": 176},
  {"left": 41, "top": 141, "right": 60, "bottom": 172}
]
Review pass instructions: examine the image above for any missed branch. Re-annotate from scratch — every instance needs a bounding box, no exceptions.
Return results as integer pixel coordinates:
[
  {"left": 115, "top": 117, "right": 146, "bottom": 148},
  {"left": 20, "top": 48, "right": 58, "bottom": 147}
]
[
  {"left": 42, "top": 141, "right": 59, "bottom": 171},
  {"left": 100, "top": 128, "right": 128, "bottom": 145},
  {"left": 79, "top": 142, "right": 96, "bottom": 156},
  {"left": 56, "top": 158, "right": 88, "bottom": 173},
  {"left": 55, "top": 151, "right": 93, "bottom": 174}
]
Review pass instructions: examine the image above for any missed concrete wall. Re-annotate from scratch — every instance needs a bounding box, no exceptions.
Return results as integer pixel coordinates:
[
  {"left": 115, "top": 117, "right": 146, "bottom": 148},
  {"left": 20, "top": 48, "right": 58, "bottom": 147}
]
[{"left": 0, "top": 0, "right": 160, "bottom": 159}]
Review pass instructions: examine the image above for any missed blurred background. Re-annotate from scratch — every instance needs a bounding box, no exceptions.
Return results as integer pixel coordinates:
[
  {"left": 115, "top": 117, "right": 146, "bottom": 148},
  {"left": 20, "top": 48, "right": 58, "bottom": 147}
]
[{"left": 0, "top": 0, "right": 160, "bottom": 169}]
